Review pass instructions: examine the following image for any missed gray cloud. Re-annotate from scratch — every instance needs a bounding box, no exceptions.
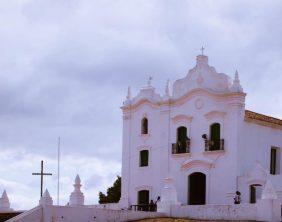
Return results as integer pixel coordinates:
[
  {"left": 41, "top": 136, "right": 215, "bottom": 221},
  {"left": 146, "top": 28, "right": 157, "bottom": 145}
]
[{"left": 0, "top": 0, "right": 282, "bottom": 209}]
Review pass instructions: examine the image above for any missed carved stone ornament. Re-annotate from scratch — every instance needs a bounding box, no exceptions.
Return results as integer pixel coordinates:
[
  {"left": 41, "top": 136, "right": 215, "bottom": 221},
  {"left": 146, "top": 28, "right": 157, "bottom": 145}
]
[{"left": 195, "top": 98, "right": 204, "bottom": 110}]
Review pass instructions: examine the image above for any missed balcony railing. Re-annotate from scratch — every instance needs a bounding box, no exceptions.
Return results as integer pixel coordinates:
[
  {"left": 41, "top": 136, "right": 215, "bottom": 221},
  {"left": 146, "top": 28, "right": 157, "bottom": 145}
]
[
  {"left": 172, "top": 139, "right": 190, "bottom": 154},
  {"left": 204, "top": 139, "right": 224, "bottom": 151}
]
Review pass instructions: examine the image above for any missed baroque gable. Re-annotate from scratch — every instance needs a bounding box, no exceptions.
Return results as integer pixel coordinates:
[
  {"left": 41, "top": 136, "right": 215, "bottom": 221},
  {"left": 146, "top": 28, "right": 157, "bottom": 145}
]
[{"left": 172, "top": 55, "right": 233, "bottom": 99}]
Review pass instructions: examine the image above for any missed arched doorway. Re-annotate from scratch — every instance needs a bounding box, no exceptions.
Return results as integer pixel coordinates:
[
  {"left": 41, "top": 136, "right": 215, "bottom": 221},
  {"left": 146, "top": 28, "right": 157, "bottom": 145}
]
[{"left": 188, "top": 172, "right": 206, "bottom": 205}]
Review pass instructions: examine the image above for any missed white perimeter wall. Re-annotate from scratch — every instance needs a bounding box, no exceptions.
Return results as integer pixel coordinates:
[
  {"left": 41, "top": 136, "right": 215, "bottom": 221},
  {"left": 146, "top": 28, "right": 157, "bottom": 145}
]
[
  {"left": 50, "top": 206, "right": 164, "bottom": 222},
  {"left": 170, "top": 204, "right": 257, "bottom": 221}
]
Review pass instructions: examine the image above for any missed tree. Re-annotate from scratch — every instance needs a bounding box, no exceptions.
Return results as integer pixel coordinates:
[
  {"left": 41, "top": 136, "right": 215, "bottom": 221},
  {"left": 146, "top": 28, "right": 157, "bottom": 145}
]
[{"left": 98, "top": 176, "right": 121, "bottom": 204}]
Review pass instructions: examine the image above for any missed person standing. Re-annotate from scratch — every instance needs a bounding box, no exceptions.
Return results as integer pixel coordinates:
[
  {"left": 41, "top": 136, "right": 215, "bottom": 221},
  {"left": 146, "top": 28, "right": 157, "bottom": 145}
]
[{"left": 234, "top": 191, "right": 241, "bottom": 204}]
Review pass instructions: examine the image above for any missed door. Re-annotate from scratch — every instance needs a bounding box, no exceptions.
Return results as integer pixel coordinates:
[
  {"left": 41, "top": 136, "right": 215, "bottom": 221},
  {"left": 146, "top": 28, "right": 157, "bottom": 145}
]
[
  {"left": 188, "top": 172, "right": 206, "bottom": 205},
  {"left": 250, "top": 184, "right": 262, "bottom": 203},
  {"left": 138, "top": 190, "right": 149, "bottom": 211}
]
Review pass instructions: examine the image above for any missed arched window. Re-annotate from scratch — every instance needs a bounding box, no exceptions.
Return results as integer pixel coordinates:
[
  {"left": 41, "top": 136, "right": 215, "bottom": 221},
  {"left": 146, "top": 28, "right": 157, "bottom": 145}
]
[
  {"left": 210, "top": 123, "right": 221, "bottom": 150},
  {"left": 139, "top": 150, "right": 149, "bottom": 167},
  {"left": 177, "top": 126, "right": 188, "bottom": 152},
  {"left": 141, "top": 117, "right": 148, "bottom": 134}
]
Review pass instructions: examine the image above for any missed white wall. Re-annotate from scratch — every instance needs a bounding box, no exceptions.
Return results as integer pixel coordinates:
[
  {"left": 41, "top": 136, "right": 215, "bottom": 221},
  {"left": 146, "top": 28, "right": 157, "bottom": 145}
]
[
  {"left": 170, "top": 204, "right": 257, "bottom": 221},
  {"left": 120, "top": 55, "right": 282, "bottom": 208},
  {"left": 6, "top": 206, "right": 42, "bottom": 222},
  {"left": 50, "top": 206, "right": 164, "bottom": 222},
  {"left": 238, "top": 121, "right": 282, "bottom": 203}
]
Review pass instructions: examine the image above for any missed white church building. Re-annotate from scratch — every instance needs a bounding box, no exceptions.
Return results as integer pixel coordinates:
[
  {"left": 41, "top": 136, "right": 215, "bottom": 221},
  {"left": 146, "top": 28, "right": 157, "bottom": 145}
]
[
  {"left": 3, "top": 53, "right": 282, "bottom": 222},
  {"left": 120, "top": 53, "right": 282, "bottom": 211}
]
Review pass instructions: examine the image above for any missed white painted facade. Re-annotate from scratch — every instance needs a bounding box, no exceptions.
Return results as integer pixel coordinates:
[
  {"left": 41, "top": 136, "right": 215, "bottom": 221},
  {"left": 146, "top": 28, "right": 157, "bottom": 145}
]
[
  {"left": 119, "top": 54, "right": 282, "bottom": 208},
  {"left": 4, "top": 54, "right": 282, "bottom": 222}
]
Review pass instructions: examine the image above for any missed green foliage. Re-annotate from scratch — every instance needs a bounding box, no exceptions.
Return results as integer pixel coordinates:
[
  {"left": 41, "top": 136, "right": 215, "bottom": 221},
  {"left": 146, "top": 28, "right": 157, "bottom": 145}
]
[{"left": 98, "top": 175, "right": 121, "bottom": 204}]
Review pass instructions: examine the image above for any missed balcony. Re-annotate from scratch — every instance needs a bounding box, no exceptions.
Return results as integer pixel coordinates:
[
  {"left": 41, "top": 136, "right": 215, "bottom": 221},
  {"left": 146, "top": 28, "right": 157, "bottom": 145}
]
[
  {"left": 204, "top": 139, "right": 224, "bottom": 151},
  {"left": 172, "top": 139, "right": 190, "bottom": 154}
]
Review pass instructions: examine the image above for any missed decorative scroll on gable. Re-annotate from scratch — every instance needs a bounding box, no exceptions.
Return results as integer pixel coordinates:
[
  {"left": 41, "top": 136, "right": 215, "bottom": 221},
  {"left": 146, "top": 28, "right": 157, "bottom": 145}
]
[
  {"left": 172, "top": 55, "right": 233, "bottom": 99},
  {"left": 122, "top": 83, "right": 162, "bottom": 110}
]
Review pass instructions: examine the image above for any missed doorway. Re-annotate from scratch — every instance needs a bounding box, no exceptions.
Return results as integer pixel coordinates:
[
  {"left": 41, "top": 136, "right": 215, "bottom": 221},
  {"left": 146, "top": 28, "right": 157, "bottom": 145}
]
[
  {"left": 250, "top": 184, "right": 262, "bottom": 203},
  {"left": 188, "top": 172, "right": 206, "bottom": 205}
]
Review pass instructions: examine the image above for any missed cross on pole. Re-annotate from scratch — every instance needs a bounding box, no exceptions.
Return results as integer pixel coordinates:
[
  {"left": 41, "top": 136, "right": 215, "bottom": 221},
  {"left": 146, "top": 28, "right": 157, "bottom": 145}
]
[
  {"left": 201, "top": 46, "right": 205, "bottom": 55},
  {"left": 32, "top": 160, "right": 52, "bottom": 197}
]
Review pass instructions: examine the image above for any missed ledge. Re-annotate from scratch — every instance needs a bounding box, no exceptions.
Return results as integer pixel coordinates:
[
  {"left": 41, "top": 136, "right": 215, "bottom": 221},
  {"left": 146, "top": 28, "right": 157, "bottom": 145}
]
[
  {"left": 139, "top": 133, "right": 150, "bottom": 138},
  {"left": 203, "top": 149, "right": 225, "bottom": 155},
  {"left": 171, "top": 153, "right": 191, "bottom": 158},
  {"left": 138, "top": 165, "right": 151, "bottom": 171}
]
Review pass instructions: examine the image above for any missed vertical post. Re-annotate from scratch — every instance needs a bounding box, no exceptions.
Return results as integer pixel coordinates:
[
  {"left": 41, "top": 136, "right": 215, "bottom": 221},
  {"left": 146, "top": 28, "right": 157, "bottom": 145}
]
[
  {"left": 41, "top": 160, "right": 43, "bottom": 197},
  {"left": 57, "top": 137, "right": 60, "bottom": 205}
]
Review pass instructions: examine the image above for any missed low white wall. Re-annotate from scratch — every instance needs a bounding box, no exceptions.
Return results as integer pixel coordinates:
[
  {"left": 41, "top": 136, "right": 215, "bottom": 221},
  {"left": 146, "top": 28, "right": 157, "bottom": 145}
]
[
  {"left": 170, "top": 204, "right": 257, "bottom": 221},
  {"left": 5, "top": 206, "right": 42, "bottom": 222},
  {"left": 88, "top": 203, "right": 121, "bottom": 210},
  {"left": 50, "top": 206, "right": 164, "bottom": 222}
]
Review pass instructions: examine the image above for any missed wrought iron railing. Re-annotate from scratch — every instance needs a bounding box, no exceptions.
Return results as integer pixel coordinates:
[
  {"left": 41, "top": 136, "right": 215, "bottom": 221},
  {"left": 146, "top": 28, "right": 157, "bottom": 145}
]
[
  {"left": 172, "top": 139, "right": 190, "bottom": 154},
  {"left": 204, "top": 139, "right": 224, "bottom": 151}
]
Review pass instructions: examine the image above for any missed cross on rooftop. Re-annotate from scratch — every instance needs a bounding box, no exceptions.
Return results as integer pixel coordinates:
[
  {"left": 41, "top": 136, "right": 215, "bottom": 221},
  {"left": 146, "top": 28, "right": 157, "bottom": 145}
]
[
  {"left": 32, "top": 160, "right": 52, "bottom": 197},
  {"left": 201, "top": 46, "right": 205, "bottom": 55},
  {"left": 147, "top": 76, "right": 153, "bottom": 86}
]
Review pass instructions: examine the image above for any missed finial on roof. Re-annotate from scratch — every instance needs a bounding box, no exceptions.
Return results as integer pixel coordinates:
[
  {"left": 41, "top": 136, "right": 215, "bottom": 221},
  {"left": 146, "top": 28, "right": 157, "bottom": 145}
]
[
  {"left": 147, "top": 76, "right": 153, "bottom": 86},
  {"left": 201, "top": 46, "right": 205, "bottom": 55},
  {"left": 75, "top": 174, "right": 81, "bottom": 185},
  {"left": 196, "top": 52, "right": 208, "bottom": 67},
  {"left": 1, "top": 190, "right": 8, "bottom": 199},
  {"left": 230, "top": 70, "right": 243, "bottom": 92},
  {"left": 43, "top": 189, "right": 51, "bottom": 198},
  {"left": 39, "top": 189, "right": 53, "bottom": 206},
  {"left": 0, "top": 190, "right": 13, "bottom": 212},
  {"left": 235, "top": 70, "right": 239, "bottom": 81},
  {"left": 126, "top": 86, "right": 131, "bottom": 100},
  {"left": 69, "top": 174, "right": 84, "bottom": 206}
]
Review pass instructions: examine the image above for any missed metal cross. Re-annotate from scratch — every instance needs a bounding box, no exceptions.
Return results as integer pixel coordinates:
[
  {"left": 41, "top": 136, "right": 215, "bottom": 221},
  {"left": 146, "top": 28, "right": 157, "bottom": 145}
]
[
  {"left": 201, "top": 46, "right": 205, "bottom": 55},
  {"left": 147, "top": 76, "right": 153, "bottom": 86},
  {"left": 32, "top": 160, "right": 52, "bottom": 197}
]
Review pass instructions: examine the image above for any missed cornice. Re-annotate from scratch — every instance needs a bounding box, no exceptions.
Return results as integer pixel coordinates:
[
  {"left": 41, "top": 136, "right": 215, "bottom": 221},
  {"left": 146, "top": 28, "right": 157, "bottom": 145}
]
[
  {"left": 171, "top": 88, "right": 246, "bottom": 107},
  {"left": 122, "top": 88, "right": 246, "bottom": 112},
  {"left": 171, "top": 114, "right": 193, "bottom": 124},
  {"left": 245, "top": 110, "right": 282, "bottom": 130},
  {"left": 121, "top": 99, "right": 160, "bottom": 112}
]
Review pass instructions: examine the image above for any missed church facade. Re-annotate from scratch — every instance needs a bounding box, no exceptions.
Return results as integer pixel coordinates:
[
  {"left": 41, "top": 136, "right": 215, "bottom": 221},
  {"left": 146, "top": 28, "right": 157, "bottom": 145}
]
[{"left": 120, "top": 54, "right": 282, "bottom": 208}]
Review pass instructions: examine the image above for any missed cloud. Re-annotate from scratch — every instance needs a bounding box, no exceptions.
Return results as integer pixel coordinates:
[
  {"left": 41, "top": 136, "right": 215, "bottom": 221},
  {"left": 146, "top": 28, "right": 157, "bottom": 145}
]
[
  {"left": 0, "top": 148, "right": 120, "bottom": 209},
  {"left": 0, "top": 0, "right": 281, "bottom": 209}
]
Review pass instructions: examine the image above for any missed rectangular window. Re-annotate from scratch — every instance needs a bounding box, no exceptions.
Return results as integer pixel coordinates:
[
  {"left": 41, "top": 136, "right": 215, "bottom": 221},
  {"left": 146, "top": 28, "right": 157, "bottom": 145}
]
[
  {"left": 140, "top": 150, "right": 149, "bottom": 167},
  {"left": 270, "top": 147, "right": 280, "bottom": 175}
]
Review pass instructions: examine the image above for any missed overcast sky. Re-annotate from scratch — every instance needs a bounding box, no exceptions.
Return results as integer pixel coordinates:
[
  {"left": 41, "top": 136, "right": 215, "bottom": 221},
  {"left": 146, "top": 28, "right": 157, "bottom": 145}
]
[{"left": 0, "top": 0, "right": 282, "bottom": 210}]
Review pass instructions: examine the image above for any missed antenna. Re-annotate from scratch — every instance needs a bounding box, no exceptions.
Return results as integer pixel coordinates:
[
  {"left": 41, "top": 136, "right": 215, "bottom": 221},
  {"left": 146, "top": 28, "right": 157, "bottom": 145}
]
[{"left": 57, "top": 137, "right": 61, "bottom": 205}]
